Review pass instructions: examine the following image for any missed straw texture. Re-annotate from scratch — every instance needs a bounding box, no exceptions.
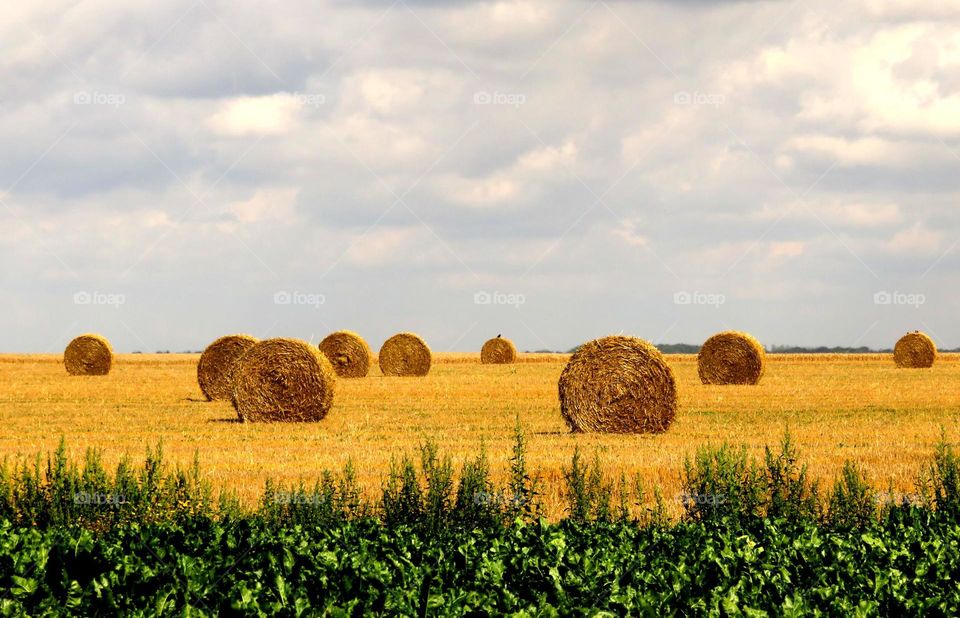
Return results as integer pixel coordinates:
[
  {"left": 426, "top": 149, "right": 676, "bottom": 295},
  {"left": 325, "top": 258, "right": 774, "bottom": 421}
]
[
  {"left": 232, "top": 338, "right": 337, "bottom": 422},
  {"left": 558, "top": 335, "right": 677, "bottom": 434}
]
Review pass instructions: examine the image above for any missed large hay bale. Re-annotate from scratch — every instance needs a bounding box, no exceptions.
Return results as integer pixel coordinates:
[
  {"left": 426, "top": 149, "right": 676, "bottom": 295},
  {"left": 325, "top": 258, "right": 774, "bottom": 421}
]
[
  {"left": 894, "top": 331, "right": 937, "bottom": 368},
  {"left": 558, "top": 335, "right": 677, "bottom": 434},
  {"left": 319, "top": 331, "right": 373, "bottom": 378},
  {"left": 232, "top": 338, "right": 336, "bottom": 422},
  {"left": 64, "top": 334, "right": 113, "bottom": 376},
  {"left": 481, "top": 335, "right": 517, "bottom": 364},
  {"left": 697, "top": 331, "right": 766, "bottom": 385},
  {"left": 378, "top": 332, "right": 432, "bottom": 376},
  {"left": 197, "top": 334, "right": 259, "bottom": 401}
]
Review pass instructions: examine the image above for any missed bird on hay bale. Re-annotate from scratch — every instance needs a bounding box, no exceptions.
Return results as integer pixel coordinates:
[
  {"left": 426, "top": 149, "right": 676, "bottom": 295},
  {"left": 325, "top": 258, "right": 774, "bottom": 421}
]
[{"left": 481, "top": 336, "right": 517, "bottom": 364}]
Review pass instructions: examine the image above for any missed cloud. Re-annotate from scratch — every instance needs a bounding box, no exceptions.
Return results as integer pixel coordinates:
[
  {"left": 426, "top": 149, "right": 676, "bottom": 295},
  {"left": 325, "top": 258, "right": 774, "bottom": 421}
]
[
  {"left": 207, "top": 94, "right": 303, "bottom": 136},
  {"left": 886, "top": 223, "right": 944, "bottom": 255},
  {"left": 3, "top": 0, "right": 960, "bottom": 352},
  {"left": 226, "top": 187, "right": 300, "bottom": 225}
]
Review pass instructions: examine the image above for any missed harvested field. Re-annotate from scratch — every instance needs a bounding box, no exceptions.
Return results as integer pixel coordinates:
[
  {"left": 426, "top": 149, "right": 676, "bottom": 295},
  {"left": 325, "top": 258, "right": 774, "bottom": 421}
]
[{"left": 0, "top": 353, "right": 958, "bottom": 518}]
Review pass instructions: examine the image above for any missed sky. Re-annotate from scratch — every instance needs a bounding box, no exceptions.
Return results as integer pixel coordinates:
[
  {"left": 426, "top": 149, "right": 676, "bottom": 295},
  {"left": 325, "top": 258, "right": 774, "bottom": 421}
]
[{"left": 1, "top": 0, "right": 959, "bottom": 353}]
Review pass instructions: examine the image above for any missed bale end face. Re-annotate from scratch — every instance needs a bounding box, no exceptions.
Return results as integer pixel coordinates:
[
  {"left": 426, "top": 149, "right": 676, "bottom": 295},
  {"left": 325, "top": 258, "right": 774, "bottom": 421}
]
[
  {"left": 481, "top": 336, "right": 517, "bottom": 364},
  {"left": 319, "top": 331, "right": 372, "bottom": 378},
  {"left": 64, "top": 334, "right": 114, "bottom": 376},
  {"left": 697, "top": 331, "right": 766, "bottom": 385},
  {"left": 378, "top": 332, "right": 432, "bottom": 377},
  {"left": 197, "top": 334, "right": 259, "bottom": 401},
  {"left": 558, "top": 335, "right": 677, "bottom": 434},
  {"left": 232, "top": 338, "right": 336, "bottom": 422},
  {"left": 894, "top": 332, "right": 937, "bottom": 368}
]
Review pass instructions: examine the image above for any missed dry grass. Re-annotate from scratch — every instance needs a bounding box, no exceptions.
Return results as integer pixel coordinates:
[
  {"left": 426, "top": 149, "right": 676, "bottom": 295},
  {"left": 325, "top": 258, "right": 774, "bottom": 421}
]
[
  {"left": 697, "top": 331, "right": 765, "bottom": 385},
  {"left": 559, "top": 336, "right": 676, "bottom": 434},
  {"left": 481, "top": 337, "right": 517, "bottom": 364},
  {"left": 232, "top": 339, "right": 337, "bottom": 423},
  {"left": 894, "top": 332, "right": 937, "bottom": 368},
  {"left": 0, "top": 352, "right": 959, "bottom": 518},
  {"left": 319, "top": 331, "right": 373, "bottom": 378},
  {"left": 378, "top": 333, "right": 432, "bottom": 377},
  {"left": 197, "top": 334, "right": 258, "bottom": 401},
  {"left": 63, "top": 334, "right": 113, "bottom": 376}
]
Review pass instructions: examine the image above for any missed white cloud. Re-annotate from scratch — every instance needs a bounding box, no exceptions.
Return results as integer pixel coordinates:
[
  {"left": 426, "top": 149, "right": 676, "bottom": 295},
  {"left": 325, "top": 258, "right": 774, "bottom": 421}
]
[
  {"left": 343, "top": 226, "right": 446, "bottom": 267},
  {"left": 432, "top": 140, "right": 576, "bottom": 207},
  {"left": 612, "top": 219, "right": 649, "bottom": 248},
  {"left": 516, "top": 140, "right": 577, "bottom": 173},
  {"left": 784, "top": 135, "right": 907, "bottom": 167},
  {"left": 5, "top": 0, "right": 960, "bottom": 352},
  {"left": 207, "top": 94, "right": 303, "bottom": 137},
  {"left": 886, "top": 222, "right": 944, "bottom": 255},
  {"left": 768, "top": 241, "right": 805, "bottom": 259},
  {"left": 227, "top": 187, "right": 299, "bottom": 226}
]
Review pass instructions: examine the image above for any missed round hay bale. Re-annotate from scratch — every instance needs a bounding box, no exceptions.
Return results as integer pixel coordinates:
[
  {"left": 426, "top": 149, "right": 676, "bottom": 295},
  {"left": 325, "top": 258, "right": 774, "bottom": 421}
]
[
  {"left": 378, "top": 332, "right": 432, "bottom": 377},
  {"left": 232, "top": 338, "right": 336, "bottom": 422},
  {"left": 697, "top": 331, "right": 766, "bottom": 385},
  {"left": 197, "top": 334, "right": 259, "bottom": 401},
  {"left": 894, "top": 331, "right": 937, "bottom": 368},
  {"left": 558, "top": 335, "right": 677, "bottom": 434},
  {"left": 319, "top": 331, "right": 372, "bottom": 378},
  {"left": 481, "top": 336, "right": 517, "bottom": 364},
  {"left": 64, "top": 334, "right": 113, "bottom": 376}
]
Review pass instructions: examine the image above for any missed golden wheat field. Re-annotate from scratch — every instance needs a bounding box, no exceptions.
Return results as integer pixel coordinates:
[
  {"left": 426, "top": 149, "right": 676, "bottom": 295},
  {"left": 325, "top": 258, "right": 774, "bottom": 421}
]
[{"left": 1, "top": 352, "right": 958, "bottom": 519}]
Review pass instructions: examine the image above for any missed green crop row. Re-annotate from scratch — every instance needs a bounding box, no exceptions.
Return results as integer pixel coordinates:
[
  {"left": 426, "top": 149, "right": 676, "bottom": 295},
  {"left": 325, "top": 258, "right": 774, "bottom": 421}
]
[
  {"left": 0, "top": 425, "right": 958, "bottom": 614},
  {"left": 1, "top": 507, "right": 959, "bottom": 615}
]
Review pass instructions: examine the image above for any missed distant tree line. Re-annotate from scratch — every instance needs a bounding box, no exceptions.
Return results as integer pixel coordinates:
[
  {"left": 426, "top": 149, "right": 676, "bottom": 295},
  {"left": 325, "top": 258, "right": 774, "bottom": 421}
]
[{"left": 533, "top": 344, "right": 960, "bottom": 355}]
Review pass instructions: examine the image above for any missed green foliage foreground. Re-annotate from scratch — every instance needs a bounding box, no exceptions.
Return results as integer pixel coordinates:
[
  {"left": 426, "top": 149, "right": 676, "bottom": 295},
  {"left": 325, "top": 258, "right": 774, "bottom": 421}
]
[{"left": 0, "top": 427, "right": 958, "bottom": 615}]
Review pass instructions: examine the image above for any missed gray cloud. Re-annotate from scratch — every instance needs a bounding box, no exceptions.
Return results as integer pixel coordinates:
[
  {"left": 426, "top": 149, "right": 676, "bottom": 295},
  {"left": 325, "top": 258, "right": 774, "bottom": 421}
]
[{"left": 1, "top": 0, "right": 959, "bottom": 353}]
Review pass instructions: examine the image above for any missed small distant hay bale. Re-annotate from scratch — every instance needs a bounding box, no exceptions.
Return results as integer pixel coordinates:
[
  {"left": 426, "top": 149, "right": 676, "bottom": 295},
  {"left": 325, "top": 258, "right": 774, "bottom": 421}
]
[
  {"left": 197, "top": 334, "right": 259, "bottom": 401},
  {"left": 697, "top": 331, "right": 766, "bottom": 385},
  {"left": 481, "top": 336, "right": 517, "bottom": 364},
  {"left": 319, "top": 331, "right": 372, "bottom": 378},
  {"left": 378, "top": 333, "right": 432, "bottom": 376},
  {"left": 894, "top": 331, "right": 937, "bottom": 368},
  {"left": 64, "top": 334, "right": 114, "bottom": 376},
  {"left": 232, "top": 338, "right": 336, "bottom": 422},
  {"left": 558, "top": 335, "right": 677, "bottom": 434}
]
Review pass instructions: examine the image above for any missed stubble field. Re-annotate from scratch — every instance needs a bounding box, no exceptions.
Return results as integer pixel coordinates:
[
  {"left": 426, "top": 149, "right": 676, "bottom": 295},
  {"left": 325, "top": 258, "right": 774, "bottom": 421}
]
[{"left": 1, "top": 352, "right": 958, "bottom": 518}]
